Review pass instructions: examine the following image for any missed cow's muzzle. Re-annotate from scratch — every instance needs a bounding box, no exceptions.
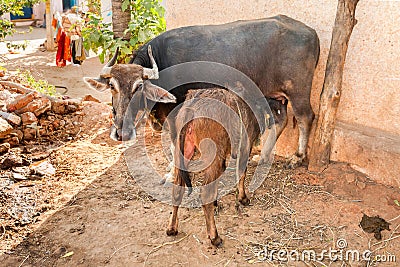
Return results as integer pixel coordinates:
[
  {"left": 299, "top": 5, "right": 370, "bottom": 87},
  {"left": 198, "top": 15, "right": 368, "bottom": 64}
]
[{"left": 110, "top": 124, "right": 136, "bottom": 141}]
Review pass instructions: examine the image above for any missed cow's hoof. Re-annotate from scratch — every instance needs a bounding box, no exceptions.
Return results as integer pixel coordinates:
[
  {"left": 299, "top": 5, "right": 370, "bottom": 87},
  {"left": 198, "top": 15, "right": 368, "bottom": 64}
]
[
  {"left": 210, "top": 236, "right": 223, "bottom": 247},
  {"left": 239, "top": 197, "right": 250, "bottom": 206},
  {"left": 163, "top": 173, "right": 174, "bottom": 187},
  {"left": 286, "top": 154, "right": 305, "bottom": 169},
  {"left": 166, "top": 228, "right": 178, "bottom": 236}
]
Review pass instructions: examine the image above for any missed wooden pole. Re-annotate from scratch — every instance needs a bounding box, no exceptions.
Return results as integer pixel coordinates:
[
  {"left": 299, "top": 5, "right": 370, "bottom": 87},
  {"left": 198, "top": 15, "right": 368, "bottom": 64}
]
[
  {"left": 308, "top": 0, "right": 360, "bottom": 172},
  {"left": 45, "top": 0, "right": 55, "bottom": 51}
]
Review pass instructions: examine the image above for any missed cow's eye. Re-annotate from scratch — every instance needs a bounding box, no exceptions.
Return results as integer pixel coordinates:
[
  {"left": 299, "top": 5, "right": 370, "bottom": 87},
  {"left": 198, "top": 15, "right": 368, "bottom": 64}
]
[
  {"left": 109, "top": 82, "right": 115, "bottom": 90},
  {"left": 137, "top": 82, "right": 144, "bottom": 90}
]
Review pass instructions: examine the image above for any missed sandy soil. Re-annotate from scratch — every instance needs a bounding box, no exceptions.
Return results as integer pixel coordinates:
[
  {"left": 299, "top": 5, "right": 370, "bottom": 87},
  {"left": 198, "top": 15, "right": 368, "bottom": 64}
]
[{"left": 0, "top": 28, "right": 400, "bottom": 267}]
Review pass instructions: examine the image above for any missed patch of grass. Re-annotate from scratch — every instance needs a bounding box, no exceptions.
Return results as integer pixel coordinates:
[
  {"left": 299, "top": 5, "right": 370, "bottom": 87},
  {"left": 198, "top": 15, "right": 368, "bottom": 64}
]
[{"left": 17, "top": 69, "right": 57, "bottom": 97}]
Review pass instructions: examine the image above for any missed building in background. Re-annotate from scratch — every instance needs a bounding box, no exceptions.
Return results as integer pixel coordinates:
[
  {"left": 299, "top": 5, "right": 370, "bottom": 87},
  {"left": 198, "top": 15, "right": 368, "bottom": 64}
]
[
  {"left": 164, "top": 0, "right": 400, "bottom": 188},
  {"left": 1, "top": 0, "right": 111, "bottom": 27}
]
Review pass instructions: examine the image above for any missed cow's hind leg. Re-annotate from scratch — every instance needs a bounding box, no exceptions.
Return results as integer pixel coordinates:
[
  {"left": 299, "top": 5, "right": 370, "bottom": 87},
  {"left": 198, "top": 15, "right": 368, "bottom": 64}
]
[{"left": 288, "top": 95, "right": 314, "bottom": 168}]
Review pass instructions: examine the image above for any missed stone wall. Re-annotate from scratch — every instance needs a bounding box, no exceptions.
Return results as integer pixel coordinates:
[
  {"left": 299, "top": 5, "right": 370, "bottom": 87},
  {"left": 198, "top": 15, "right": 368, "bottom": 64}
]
[{"left": 165, "top": 0, "right": 400, "bottom": 187}]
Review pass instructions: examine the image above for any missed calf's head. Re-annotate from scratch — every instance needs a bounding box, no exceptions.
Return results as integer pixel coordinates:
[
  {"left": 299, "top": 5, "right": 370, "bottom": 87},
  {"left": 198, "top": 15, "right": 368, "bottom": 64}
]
[{"left": 84, "top": 46, "right": 176, "bottom": 141}]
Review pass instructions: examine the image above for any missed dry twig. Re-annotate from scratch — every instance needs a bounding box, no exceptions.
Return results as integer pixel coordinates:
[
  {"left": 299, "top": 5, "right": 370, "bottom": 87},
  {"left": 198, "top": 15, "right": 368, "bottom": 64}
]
[{"left": 144, "top": 233, "right": 190, "bottom": 266}]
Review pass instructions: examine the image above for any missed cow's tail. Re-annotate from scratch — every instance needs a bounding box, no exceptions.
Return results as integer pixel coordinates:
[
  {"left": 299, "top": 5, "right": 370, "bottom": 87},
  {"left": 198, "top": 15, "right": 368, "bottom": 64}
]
[{"left": 177, "top": 122, "right": 193, "bottom": 196}]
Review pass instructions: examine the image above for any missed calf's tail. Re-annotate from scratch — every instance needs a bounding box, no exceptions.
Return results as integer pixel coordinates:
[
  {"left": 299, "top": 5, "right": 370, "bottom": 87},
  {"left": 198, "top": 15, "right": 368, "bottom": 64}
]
[{"left": 178, "top": 122, "right": 193, "bottom": 196}]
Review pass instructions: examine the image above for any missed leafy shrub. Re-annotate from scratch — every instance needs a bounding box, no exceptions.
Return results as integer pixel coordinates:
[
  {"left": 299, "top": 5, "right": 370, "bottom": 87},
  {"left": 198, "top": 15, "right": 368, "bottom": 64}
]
[
  {"left": 0, "top": 0, "right": 43, "bottom": 41},
  {"left": 81, "top": 0, "right": 166, "bottom": 63},
  {"left": 18, "top": 70, "right": 57, "bottom": 96}
]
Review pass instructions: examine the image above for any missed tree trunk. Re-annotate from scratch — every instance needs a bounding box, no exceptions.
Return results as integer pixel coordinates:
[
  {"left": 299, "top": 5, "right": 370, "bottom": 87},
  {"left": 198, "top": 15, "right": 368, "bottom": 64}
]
[
  {"left": 112, "top": 0, "right": 131, "bottom": 39},
  {"left": 45, "top": 0, "right": 54, "bottom": 51},
  {"left": 308, "top": 0, "right": 359, "bottom": 172}
]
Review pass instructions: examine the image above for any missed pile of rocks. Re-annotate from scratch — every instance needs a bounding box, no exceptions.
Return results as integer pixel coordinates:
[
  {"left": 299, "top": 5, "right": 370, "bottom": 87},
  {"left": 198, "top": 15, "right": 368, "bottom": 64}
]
[{"left": 0, "top": 82, "right": 85, "bottom": 154}]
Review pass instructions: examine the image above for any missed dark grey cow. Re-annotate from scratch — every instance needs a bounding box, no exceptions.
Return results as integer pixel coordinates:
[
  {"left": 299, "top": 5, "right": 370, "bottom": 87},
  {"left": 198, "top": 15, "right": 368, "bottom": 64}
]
[{"left": 84, "top": 14, "right": 320, "bottom": 167}]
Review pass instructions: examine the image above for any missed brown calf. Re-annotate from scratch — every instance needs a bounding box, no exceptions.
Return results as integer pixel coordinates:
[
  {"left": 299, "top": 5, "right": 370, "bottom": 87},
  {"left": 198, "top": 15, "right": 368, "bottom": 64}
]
[{"left": 166, "top": 88, "right": 287, "bottom": 247}]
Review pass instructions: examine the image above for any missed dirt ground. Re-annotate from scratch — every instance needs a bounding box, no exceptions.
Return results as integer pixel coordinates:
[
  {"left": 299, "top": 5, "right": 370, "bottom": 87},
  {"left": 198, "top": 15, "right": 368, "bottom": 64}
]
[{"left": 1, "top": 27, "right": 400, "bottom": 267}]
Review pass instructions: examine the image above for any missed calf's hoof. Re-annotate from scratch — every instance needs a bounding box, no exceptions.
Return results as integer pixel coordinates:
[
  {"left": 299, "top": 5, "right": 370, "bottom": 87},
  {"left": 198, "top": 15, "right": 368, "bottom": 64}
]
[
  {"left": 210, "top": 236, "right": 223, "bottom": 247},
  {"left": 166, "top": 228, "right": 178, "bottom": 236},
  {"left": 239, "top": 196, "right": 250, "bottom": 206}
]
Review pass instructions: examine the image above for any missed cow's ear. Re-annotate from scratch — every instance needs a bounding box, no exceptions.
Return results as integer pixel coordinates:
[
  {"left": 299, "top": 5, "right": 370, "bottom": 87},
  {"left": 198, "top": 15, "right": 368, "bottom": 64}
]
[
  {"left": 143, "top": 80, "right": 176, "bottom": 103},
  {"left": 83, "top": 77, "right": 110, "bottom": 92}
]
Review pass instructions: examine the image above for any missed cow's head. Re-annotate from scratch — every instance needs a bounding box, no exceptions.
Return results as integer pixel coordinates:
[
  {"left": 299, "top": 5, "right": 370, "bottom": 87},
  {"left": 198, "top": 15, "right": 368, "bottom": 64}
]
[{"left": 84, "top": 46, "right": 176, "bottom": 141}]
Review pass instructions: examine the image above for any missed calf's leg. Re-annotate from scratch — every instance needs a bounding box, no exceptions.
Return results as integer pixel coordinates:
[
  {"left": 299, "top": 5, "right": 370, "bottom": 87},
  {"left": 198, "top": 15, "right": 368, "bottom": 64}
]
[
  {"left": 201, "top": 158, "right": 224, "bottom": 247},
  {"left": 166, "top": 127, "right": 195, "bottom": 236},
  {"left": 166, "top": 175, "right": 185, "bottom": 236}
]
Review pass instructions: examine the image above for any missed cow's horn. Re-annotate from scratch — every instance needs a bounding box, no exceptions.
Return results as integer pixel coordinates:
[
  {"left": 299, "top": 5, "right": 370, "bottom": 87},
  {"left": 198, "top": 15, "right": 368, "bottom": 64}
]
[
  {"left": 106, "top": 47, "right": 119, "bottom": 67},
  {"left": 100, "top": 47, "right": 119, "bottom": 77},
  {"left": 143, "top": 45, "right": 159, "bottom": 79}
]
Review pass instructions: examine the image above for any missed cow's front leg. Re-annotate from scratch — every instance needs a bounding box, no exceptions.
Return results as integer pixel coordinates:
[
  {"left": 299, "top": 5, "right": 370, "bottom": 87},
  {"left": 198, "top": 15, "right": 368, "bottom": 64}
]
[
  {"left": 259, "top": 123, "right": 286, "bottom": 164},
  {"left": 259, "top": 102, "right": 288, "bottom": 165}
]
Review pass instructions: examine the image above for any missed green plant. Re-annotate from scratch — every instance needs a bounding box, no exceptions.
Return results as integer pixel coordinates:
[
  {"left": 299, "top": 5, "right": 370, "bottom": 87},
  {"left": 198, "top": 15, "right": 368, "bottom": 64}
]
[
  {"left": 0, "top": 19, "right": 15, "bottom": 40},
  {"left": 18, "top": 70, "right": 57, "bottom": 96},
  {"left": 6, "top": 40, "right": 29, "bottom": 51},
  {"left": 81, "top": 0, "right": 165, "bottom": 63}
]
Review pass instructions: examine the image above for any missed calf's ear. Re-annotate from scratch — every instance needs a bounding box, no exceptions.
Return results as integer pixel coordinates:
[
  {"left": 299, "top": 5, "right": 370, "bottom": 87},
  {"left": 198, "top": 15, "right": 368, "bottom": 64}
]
[
  {"left": 83, "top": 77, "right": 110, "bottom": 92},
  {"left": 143, "top": 80, "right": 176, "bottom": 103}
]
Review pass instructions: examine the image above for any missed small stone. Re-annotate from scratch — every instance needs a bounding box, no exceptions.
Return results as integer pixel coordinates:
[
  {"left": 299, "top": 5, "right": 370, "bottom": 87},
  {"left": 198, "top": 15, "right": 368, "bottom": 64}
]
[
  {"left": 11, "top": 129, "right": 23, "bottom": 140},
  {"left": 39, "top": 118, "right": 50, "bottom": 127},
  {"left": 0, "top": 143, "right": 10, "bottom": 154},
  {"left": 51, "top": 99, "right": 66, "bottom": 114},
  {"left": 1, "top": 153, "right": 24, "bottom": 169},
  {"left": 21, "top": 112, "right": 38, "bottom": 125},
  {"left": 52, "top": 119, "right": 61, "bottom": 129},
  {"left": 15, "top": 97, "right": 51, "bottom": 117},
  {"left": 66, "top": 104, "right": 78, "bottom": 113},
  {"left": 38, "top": 128, "right": 47, "bottom": 137},
  {"left": 23, "top": 127, "right": 37, "bottom": 140},
  {"left": 345, "top": 173, "right": 357, "bottom": 184},
  {"left": 0, "top": 117, "right": 13, "bottom": 139},
  {"left": 30, "top": 160, "right": 56, "bottom": 177},
  {"left": 12, "top": 172, "right": 27, "bottom": 181},
  {"left": 47, "top": 115, "right": 55, "bottom": 121},
  {"left": 82, "top": 94, "right": 101, "bottom": 103},
  {"left": 7, "top": 92, "right": 38, "bottom": 112},
  {"left": 0, "top": 111, "right": 21, "bottom": 125},
  {"left": 356, "top": 180, "right": 366, "bottom": 190},
  {"left": 4, "top": 136, "right": 19, "bottom": 146},
  {"left": 32, "top": 97, "right": 51, "bottom": 116}
]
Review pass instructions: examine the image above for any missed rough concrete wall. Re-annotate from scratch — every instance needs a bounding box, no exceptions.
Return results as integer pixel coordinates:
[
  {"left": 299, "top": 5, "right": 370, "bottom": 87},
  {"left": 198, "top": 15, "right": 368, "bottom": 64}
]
[{"left": 165, "top": 0, "right": 400, "bottom": 187}]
